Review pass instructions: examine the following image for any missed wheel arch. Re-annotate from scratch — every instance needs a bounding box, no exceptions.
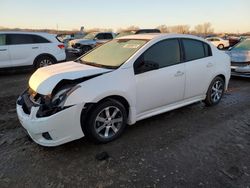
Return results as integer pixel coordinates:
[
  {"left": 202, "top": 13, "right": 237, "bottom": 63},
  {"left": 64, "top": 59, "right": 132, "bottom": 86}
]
[
  {"left": 33, "top": 53, "right": 57, "bottom": 68},
  {"left": 84, "top": 95, "right": 130, "bottom": 118},
  {"left": 80, "top": 95, "right": 131, "bottom": 137}
]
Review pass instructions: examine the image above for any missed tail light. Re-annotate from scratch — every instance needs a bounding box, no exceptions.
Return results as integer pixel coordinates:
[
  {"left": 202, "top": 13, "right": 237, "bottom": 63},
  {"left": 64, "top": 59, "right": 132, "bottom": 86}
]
[{"left": 58, "top": 44, "right": 65, "bottom": 49}]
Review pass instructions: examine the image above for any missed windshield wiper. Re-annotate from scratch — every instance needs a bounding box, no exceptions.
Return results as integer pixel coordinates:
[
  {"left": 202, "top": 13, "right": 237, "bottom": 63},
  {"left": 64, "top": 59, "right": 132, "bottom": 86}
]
[{"left": 76, "top": 59, "right": 117, "bottom": 69}]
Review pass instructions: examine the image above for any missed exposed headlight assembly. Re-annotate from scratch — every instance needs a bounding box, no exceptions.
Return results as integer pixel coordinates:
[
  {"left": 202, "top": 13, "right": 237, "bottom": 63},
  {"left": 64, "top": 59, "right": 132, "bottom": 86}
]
[{"left": 37, "top": 85, "right": 81, "bottom": 118}]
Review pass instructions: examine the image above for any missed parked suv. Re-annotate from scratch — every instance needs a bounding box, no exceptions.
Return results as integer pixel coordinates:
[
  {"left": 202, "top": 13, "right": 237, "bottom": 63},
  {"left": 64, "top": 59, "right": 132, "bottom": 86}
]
[
  {"left": 0, "top": 32, "right": 66, "bottom": 69},
  {"left": 17, "top": 34, "right": 230, "bottom": 146},
  {"left": 67, "top": 32, "right": 116, "bottom": 56}
]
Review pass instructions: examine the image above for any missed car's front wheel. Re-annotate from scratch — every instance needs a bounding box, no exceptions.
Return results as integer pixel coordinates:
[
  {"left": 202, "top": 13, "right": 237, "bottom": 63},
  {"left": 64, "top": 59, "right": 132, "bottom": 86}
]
[
  {"left": 83, "top": 99, "right": 127, "bottom": 143},
  {"left": 204, "top": 76, "right": 225, "bottom": 106}
]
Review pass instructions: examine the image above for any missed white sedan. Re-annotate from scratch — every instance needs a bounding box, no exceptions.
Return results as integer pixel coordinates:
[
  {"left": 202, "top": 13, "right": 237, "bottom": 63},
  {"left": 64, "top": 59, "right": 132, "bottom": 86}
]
[
  {"left": 206, "top": 37, "right": 230, "bottom": 50},
  {"left": 16, "top": 34, "right": 231, "bottom": 146}
]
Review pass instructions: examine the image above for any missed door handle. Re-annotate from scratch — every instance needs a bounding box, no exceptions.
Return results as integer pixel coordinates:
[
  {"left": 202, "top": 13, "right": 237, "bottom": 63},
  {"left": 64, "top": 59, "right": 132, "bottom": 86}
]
[
  {"left": 32, "top": 47, "right": 39, "bottom": 49},
  {"left": 0, "top": 49, "right": 7, "bottom": 51},
  {"left": 175, "top": 71, "right": 184, "bottom": 77},
  {"left": 206, "top": 63, "right": 213, "bottom": 68}
]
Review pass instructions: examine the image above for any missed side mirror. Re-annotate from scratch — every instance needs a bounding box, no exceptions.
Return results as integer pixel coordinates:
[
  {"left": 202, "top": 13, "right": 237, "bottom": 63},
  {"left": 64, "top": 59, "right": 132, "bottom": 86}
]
[
  {"left": 144, "top": 61, "right": 159, "bottom": 70},
  {"left": 135, "top": 61, "right": 159, "bottom": 74}
]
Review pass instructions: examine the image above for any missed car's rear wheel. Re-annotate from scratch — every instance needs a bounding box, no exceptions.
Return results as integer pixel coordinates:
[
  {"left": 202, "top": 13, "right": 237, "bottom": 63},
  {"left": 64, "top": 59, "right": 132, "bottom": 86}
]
[
  {"left": 83, "top": 99, "right": 127, "bottom": 143},
  {"left": 217, "top": 44, "right": 224, "bottom": 50},
  {"left": 204, "top": 76, "right": 225, "bottom": 106},
  {"left": 34, "top": 56, "right": 56, "bottom": 69}
]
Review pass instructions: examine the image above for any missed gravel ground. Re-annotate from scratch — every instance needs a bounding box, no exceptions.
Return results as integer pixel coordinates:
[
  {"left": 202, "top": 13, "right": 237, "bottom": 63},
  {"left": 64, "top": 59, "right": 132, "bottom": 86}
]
[{"left": 0, "top": 68, "right": 249, "bottom": 188}]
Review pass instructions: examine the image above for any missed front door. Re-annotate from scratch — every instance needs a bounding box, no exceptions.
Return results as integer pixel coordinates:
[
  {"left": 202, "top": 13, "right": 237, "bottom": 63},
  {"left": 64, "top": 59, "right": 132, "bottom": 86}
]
[
  {"left": 0, "top": 34, "right": 11, "bottom": 68},
  {"left": 134, "top": 39, "right": 185, "bottom": 115}
]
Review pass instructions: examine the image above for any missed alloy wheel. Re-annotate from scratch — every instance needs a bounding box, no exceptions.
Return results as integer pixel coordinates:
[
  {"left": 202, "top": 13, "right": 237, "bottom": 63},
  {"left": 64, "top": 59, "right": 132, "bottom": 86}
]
[
  {"left": 211, "top": 80, "right": 223, "bottom": 103},
  {"left": 94, "top": 106, "right": 123, "bottom": 139},
  {"left": 39, "top": 59, "right": 53, "bottom": 67}
]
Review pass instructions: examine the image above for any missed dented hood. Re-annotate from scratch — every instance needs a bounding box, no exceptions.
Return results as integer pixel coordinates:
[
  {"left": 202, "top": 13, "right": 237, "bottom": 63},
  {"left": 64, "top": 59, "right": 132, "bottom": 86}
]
[{"left": 29, "top": 61, "right": 110, "bottom": 95}]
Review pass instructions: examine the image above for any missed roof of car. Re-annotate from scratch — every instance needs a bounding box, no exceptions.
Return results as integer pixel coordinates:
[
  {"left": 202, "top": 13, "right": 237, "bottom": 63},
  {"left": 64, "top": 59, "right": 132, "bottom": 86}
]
[
  {"left": 118, "top": 33, "right": 205, "bottom": 41},
  {"left": 0, "top": 31, "right": 56, "bottom": 36}
]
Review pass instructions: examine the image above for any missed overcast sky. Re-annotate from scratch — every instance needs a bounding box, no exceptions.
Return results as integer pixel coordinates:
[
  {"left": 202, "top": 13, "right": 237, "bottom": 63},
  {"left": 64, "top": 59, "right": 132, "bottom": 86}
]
[{"left": 1, "top": 0, "right": 250, "bottom": 33}]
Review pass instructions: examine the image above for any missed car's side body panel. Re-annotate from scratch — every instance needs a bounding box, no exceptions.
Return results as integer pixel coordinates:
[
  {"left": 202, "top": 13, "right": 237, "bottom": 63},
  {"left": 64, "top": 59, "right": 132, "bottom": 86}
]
[{"left": 16, "top": 34, "right": 231, "bottom": 146}]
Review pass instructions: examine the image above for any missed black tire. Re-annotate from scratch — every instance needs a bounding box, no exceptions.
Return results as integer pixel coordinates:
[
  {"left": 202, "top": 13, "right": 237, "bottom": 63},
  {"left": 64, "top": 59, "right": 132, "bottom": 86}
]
[
  {"left": 217, "top": 44, "right": 224, "bottom": 50},
  {"left": 204, "top": 76, "right": 225, "bottom": 106},
  {"left": 83, "top": 99, "right": 127, "bottom": 144},
  {"left": 34, "top": 56, "right": 56, "bottom": 69}
]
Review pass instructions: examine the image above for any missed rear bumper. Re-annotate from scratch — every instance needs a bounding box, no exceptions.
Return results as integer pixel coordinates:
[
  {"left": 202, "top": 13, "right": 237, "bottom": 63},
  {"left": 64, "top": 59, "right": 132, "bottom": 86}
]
[{"left": 55, "top": 51, "right": 67, "bottom": 62}]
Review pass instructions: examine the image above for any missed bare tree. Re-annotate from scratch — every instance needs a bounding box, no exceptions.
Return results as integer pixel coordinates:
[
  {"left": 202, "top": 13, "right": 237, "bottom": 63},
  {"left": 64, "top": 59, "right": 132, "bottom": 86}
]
[
  {"left": 117, "top": 25, "right": 140, "bottom": 33},
  {"left": 194, "top": 22, "right": 214, "bottom": 35},
  {"left": 168, "top": 25, "right": 190, "bottom": 34},
  {"left": 157, "top": 25, "right": 169, "bottom": 33}
]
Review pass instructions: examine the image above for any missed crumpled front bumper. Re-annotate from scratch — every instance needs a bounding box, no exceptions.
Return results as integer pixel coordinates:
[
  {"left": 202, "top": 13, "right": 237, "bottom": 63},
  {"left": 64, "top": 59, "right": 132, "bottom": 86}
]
[{"left": 16, "top": 93, "right": 85, "bottom": 147}]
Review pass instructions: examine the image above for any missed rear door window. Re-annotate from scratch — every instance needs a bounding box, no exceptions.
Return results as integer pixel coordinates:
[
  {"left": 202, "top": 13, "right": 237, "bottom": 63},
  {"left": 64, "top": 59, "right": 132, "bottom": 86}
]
[
  {"left": 0, "top": 34, "right": 6, "bottom": 45},
  {"left": 182, "top": 39, "right": 206, "bottom": 61},
  {"left": 7, "top": 34, "right": 34, "bottom": 45},
  {"left": 32, "top": 35, "right": 50, "bottom": 43}
]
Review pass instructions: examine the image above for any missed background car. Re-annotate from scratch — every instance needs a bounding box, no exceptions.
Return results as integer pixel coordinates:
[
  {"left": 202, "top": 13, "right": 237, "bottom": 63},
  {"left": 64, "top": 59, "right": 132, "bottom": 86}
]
[
  {"left": 0, "top": 31, "right": 66, "bottom": 69},
  {"left": 67, "top": 32, "right": 116, "bottom": 56},
  {"left": 116, "top": 29, "right": 161, "bottom": 38},
  {"left": 206, "top": 37, "right": 230, "bottom": 49},
  {"left": 227, "top": 38, "right": 250, "bottom": 77},
  {"left": 17, "top": 34, "right": 230, "bottom": 146},
  {"left": 228, "top": 36, "right": 241, "bottom": 47}
]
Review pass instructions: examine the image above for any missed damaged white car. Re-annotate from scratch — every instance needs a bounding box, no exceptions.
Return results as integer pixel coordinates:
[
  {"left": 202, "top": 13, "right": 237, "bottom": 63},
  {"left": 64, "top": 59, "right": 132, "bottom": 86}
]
[
  {"left": 227, "top": 39, "right": 250, "bottom": 77},
  {"left": 16, "top": 34, "right": 231, "bottom": 146}
]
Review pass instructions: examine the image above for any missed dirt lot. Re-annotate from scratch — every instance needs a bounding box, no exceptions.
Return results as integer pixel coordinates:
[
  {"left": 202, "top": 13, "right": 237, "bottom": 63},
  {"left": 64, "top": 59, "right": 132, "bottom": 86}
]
[{"left": 0, "top": 70, "right": 249, "bottom": 187}]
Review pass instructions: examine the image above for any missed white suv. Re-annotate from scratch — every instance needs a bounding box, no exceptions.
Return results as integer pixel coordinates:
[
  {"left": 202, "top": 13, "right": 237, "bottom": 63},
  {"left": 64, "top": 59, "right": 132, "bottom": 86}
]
[
  {"left": 16, "top": 34, "right": 231, "bottom": 146},
  {"left": 0, "top": 32, "right": 66, "bottom": 69}
]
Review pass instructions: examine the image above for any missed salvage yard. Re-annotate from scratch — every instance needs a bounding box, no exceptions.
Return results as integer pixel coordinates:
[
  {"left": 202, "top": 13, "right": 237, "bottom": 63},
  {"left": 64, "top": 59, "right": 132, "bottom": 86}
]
[{"left": 0, "top": 70, "right": 249, "bottom": 187}]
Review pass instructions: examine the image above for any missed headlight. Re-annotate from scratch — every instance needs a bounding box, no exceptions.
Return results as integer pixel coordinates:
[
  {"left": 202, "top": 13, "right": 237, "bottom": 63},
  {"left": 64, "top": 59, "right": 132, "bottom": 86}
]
[
  {"left": 37, "top": 85, "right": 81, "bottom": 118},
  {"left": 51, "top": 88, "right": 69, "bottom": 108}
]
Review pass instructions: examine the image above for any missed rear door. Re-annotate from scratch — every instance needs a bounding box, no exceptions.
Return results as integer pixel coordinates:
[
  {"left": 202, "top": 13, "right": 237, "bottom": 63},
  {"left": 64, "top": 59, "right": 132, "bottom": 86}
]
[
  {"left": 7, "top": 34, "right": 40, "bottom": 67},
  {"left": 0, "top": 34, "right": 11, "bottom": 68},
  {"left": 182, "top": 39, "right": 214, "bottom": 99}
]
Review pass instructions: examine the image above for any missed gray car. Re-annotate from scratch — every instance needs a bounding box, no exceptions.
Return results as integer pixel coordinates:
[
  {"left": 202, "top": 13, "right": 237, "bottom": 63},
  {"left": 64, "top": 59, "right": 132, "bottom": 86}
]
[
  {"left": 67, "top": 32, "right": 116, "bottom": 56},
  {"left": 227, "top": 39, "right": 250, "bottom": 77}
]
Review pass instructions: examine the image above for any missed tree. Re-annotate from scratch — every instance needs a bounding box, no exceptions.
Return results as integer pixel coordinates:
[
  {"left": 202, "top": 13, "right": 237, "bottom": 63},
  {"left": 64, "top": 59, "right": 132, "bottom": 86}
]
[
  {"left": 117, "top": 25, "right": 140, "bottom": 33},
  {"left": 169, "top": 25, "right": 190, "bottom": 34},
  {"left": 157, "top": 25, "right": 169, "bottom": 33},
  {"left": 194, "top": 22, "right": 214, "bottom": 35}
]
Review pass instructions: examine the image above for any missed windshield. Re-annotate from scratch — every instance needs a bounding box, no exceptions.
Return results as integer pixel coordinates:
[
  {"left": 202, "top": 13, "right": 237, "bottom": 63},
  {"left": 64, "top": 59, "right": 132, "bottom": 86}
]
[
  {"left": 84, "top": 33, "right": 96, "bottom": 40},
  {"left": 232, "top": 40, "right": 250, "bottom": 51},
  {"left": 79, "top": 39, "right": 147, "bottom": 68}
]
